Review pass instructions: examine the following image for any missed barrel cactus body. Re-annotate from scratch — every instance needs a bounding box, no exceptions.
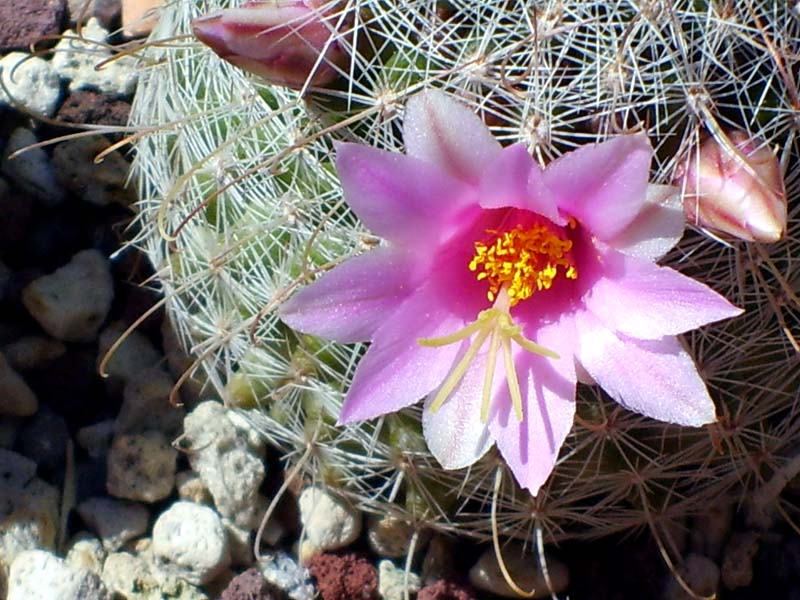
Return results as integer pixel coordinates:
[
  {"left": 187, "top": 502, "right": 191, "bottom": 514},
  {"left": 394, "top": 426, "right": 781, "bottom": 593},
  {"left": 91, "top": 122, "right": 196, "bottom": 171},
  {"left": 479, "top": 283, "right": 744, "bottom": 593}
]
[{"left": 131, "top": 0, "right": 800, "bottom": 545}]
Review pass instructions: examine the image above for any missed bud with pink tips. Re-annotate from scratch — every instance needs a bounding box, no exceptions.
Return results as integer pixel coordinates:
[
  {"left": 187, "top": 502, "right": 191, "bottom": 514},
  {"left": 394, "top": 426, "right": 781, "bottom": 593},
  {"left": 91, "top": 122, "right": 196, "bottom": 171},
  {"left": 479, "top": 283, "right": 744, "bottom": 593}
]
[
  {"left": 191, "top": 0, "right": 348, "bottom": 90},
  {"left": 679, "top": 130, "right": 787, "bottom": 243}
]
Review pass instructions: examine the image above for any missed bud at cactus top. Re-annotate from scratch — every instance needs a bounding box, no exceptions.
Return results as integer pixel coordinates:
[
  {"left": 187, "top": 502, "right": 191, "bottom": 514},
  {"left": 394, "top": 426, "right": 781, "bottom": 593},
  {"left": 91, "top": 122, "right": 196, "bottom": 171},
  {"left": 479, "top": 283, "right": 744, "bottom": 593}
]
[
  {"left": 679, "top": 130, "right": 787, "bottom": 243},
  {"left": 192, "top": 1, "right": 347, "bottom": 89}
]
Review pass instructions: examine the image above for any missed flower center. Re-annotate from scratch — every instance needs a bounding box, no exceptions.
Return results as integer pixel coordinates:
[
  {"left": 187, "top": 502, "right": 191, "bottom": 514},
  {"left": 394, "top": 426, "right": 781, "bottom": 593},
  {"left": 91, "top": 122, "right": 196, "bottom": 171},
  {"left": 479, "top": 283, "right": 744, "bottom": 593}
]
[{"left": 469, "top": 221, "right": 578, "bottom": 306}]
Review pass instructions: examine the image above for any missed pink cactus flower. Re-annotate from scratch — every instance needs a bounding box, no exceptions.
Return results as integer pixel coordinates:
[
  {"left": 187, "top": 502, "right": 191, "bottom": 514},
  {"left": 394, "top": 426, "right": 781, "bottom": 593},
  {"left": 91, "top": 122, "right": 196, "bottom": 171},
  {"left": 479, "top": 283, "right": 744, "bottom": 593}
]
[
  {"left": 191, "top": 0, "right": 347, "bottom": 89},
  {"left": 679, "top": 130, "right": 787, "bottom": 242},
  {"left": 279, "top": 90, "right": 743, "bottom": 495}
]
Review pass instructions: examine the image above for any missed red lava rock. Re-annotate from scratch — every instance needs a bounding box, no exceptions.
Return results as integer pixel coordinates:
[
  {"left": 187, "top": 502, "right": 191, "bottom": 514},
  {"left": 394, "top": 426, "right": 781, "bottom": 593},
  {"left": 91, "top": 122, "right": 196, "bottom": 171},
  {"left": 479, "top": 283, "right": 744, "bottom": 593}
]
[
  {"left": 0, "top": 0, "right": 66, "bottom": 51},
  {"left": 220, "top": 568, "right": 289, "bottom": 600},
  {"left": 308, "top": 553, "right": 379, "bottom": 600},
  {"left": 417, "top": 580, "right": 479, "bottom": 600},
  {"left": 56, "top": 90, "right": 131, "bottom": 126}
]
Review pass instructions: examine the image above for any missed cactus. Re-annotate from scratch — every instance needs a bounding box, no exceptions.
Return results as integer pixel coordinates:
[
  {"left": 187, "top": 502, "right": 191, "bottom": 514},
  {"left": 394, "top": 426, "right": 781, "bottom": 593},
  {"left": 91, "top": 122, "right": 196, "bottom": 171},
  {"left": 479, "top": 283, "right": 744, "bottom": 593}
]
[{"left": 129, "top": 0, "right": 800, "bottom": 550}]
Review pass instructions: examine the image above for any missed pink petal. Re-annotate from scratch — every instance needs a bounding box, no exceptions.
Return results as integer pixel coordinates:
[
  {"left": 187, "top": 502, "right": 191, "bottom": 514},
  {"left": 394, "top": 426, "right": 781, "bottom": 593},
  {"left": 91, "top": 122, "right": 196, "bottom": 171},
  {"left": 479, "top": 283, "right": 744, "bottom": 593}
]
[
  {"left": 490, "top": 317, "right": 577, "bottom": 496},
  {"left": 575, "top": 312, "right": 717, "bottom": 426},
  {"left": 278, "top": 248, "right": 420, "bottom": 343},
  {"left": 478, "top": 144, "right": 561, "bottom": 223},
  {"left": 608, "top": 184, "right": 685, "bottom": 260},
  {"left": 545, "top": 133, "right": 653, "bottom": 240},
  {"left": 336, "top": 142, "right": 474, "bottom": 246},
  {"left": 403, "top": 89, "right": 501, "bottom": 185},
  {"left": 338, "top": 283, "right": 466, "bottom": 423},
  {"left": 583, "top": 251, "right": 743, "bottom": 339},
  {"left": 422, "top": 346, "right": 497, "bottom": 470}
]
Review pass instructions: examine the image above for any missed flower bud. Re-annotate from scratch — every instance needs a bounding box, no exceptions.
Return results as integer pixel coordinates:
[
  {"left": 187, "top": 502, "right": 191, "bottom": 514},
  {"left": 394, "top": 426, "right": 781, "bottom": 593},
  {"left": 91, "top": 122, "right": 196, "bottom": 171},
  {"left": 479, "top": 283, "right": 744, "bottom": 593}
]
[
  {"left": 678, "top": 130, "right": 786, "bottom": 242},
  {"left": 191, "top": 1, "right": 347, "bottom": 89}
]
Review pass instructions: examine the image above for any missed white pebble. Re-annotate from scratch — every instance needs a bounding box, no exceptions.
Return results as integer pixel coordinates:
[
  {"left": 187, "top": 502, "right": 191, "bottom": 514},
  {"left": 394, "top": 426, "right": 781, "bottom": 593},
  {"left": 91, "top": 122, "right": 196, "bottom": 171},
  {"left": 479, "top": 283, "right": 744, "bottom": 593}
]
[
  {"left": 8, "top": 550, "right": 110, "bottom": 600},
  {"left": 182, "top": 401, "right": 265, "bottom": 529},
  {"left": 378, "top": 560, "right": 420, "bottom": 600},
  {"left": 298, "top": 486, "right": 362, "bottom": 560},
  {"left": 22, "top": 249, "right": 113, "bottom": 343},
  {"left": 469, "top": 543, "right": 569, "bottom": 599},
  {"left": 106, "top": 431, "right": 177, "bottom": 502},
  {"left": 77, "top": 497, "right": 149, "bottom": 551},
  {"left": 66, "top": 533, "right": 106, "bottom": 576},
  {"left": 258, "top": 550, "right": 314, "bottom": 600},
  {"left": 151, "top": 501, "right": 230, "bottom": 585},
  {"left": 0, "top": 53, "right": 62, "bottom": 117},
  {"left": 51, "top": 18, "right": 138, "bottom": 95}
]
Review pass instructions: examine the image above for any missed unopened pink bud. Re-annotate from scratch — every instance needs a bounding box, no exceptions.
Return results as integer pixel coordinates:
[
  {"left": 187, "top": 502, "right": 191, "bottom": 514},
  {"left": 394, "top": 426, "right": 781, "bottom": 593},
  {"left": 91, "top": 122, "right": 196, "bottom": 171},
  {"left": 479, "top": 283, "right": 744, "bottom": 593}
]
[
  {"left": 191, "top": 1, "right": 347, "bottom": 89},
  {"left": 678, "top": 130, "right": 787, "bottom": 243}
]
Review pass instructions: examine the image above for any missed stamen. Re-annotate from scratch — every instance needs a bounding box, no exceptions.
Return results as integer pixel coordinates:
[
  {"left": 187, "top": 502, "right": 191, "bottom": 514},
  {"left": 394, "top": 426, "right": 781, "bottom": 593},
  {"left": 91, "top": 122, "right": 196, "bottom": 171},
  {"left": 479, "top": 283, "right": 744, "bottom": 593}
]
[
  {"left": 481, "top": 327, "right": 501, "bottom": 422},
  {"left": 418, "top": 310, "right": 493, "bottom": 347},
  {"left": 428, "top": 327, "right": 491, "bottom": 413},
  {"left": 502, "top": 336, "right": 523, "bottom": 421}
]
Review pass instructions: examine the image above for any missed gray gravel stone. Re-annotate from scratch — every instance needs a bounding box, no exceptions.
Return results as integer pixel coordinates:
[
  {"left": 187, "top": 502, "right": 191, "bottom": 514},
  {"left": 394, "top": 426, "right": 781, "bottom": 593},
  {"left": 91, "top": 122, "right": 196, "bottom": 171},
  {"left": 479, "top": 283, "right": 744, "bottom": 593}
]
[
  {"left": 22, "top": 249, "right": 114, "bottom": 342},
  {"left": 468, "top": 542, "right": 569, "bottom": 599},
  {"left": 0, "top": 54, "right": 62, "bottom": 117},
  {"left": 76, "top": 419, "right": 115, "bottom": 459},
  {"left": 151, "top": 501, "right": 230, "bottom": 586},
  {"left": 106, "top": 431, "right": 176, "bottom": 503},
  {"left": 8, "top": 550, "right": 110, "bottom": 600},
  {"left": 0, "top": 449, "right": 36, "bottom": 489},
  {"left": 77, "top": 497, "right": 150, "bottom": 551},
  {"left": 3, "top": 335, "right": 66, "bottom": 371},
  {"left": 18, "top": 409, "right": 70, "bottom": 471},
  {"left": 0, "top": 355, "right": 37, "bottom": 418},
  {"left": 1, "top": 127, "right": 63, "bottom": 205},
  {"left": 52, "top": 137, "right": 135, "bottom": 207},
  {"left": 116, "top": 368, "right": 184, "bottom": 435},
  {"left": 97, "top": 322, "right": 161, "bottom": 384}
]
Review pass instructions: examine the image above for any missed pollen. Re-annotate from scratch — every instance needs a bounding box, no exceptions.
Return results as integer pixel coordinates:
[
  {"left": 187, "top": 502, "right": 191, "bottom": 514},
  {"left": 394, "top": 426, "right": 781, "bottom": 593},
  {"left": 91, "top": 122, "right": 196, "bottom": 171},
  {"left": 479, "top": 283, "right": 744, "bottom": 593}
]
[{"left": 469, "top": 222, "right": 578, "bottom": 305}]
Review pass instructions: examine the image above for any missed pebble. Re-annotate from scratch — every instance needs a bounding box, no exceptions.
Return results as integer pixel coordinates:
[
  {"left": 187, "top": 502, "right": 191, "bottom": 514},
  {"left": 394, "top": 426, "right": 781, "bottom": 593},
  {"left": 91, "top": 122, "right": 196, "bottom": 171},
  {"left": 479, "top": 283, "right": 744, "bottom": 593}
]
[
  {"left": 378, "top": 560, "right": 421, "bottom": 600},
  {"left": 0, "top": 53, "right": 62, "bottom": 117},
  {"left": 1, "top": 127, "right": 63, "bottom": 204},
  {"left": 721, "top": 532, "right": 760, "bottom": 590},
  {"left": 51, "top": 18, "right": 138, "bottom": 95},
  {"left": 77, "top": 497, "right": 150, "bottom": 551},
  {"left": 101, "top": 550, "right": 208, "bottom": 599},
  {"left": 220, "top": 567, "right": 283, "bottom": 600},
  {"left": 22, "top": 249, "right": 114, "bottom": 343},
  {"left": 151, "top": 501, "right": 230, "bottom": 585},
  {"left": 468, "top": 543, "right": 569, "bottom": 599},
  {"left": 66, "top": 0, "right": 121, "bottom": 27},
  {"left": 0, "top": 475, "right": 60, "bottom": 595},
  {"left": 258, "top": 550, "right": 315, "bottom": 600},
  {"left": 181, "top": 401, "right": 266, "bottom": 529},
  {"left": 66, "top": 533, "right": 106, "bottom": 576},
  {"left": 0, "top": 0, "right": 66, "bottom": 51},
  {"left": 2, "top": 335, "right": 66, "bottom": 371},
  {"left": 76, "top": 419, "right": 115, "bottom": 459},
  {"left": 116, "top": 367, "right": 184, "bottom": 435},
  {"left": 122, "top": 0, "right": 162, "bottom": 37},
  {"left": 8, "top": 550, "right": 110, "bottom": 600},
  {"left": 0, "top": 448, "right": 37, "bottom": 488},
  {"left": 367, "top": 513, "right": 428, "bottom": 559},
  {"left": 420, "top": 535, "right": 455, "bottom": 586},
  {"left": 97, "top": 322, "right": 162, "bottom": 384},
  {"left": 106, "top": 431, "right": 177, "bottom": 502},
  {"left": 56, "top": 89, "right": 130, "bottom": 126},
  {"left": 17, "top": 409, "right": 70, "bottom": 471},
  {"left": 664, "top": 553, "right": 719, "bottom": 600},
  {"left": 175, "top": 470, "right": 212, "bottom": 505},
  {"left": 0, "top": 354, "right": 37, "bottom": 417},
  {"left": 223, "top": 519, "right": 253, "bottom": 567},
  {"left": 307, "top": 553, "right": 378, "bottom": 600},
  {"left": 298, "top": 486, "right": 362, "bottom": 561},
  {"left": 52, "top": 138, "right": 135, "bottom": 207}
]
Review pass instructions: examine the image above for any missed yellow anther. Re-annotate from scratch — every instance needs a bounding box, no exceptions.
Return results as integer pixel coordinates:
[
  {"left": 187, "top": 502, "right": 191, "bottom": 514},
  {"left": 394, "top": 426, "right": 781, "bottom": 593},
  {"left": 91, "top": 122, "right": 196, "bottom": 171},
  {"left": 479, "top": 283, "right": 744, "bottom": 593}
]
[{"left": 469, "top": 223, "right": 578, "bottom": 306}]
